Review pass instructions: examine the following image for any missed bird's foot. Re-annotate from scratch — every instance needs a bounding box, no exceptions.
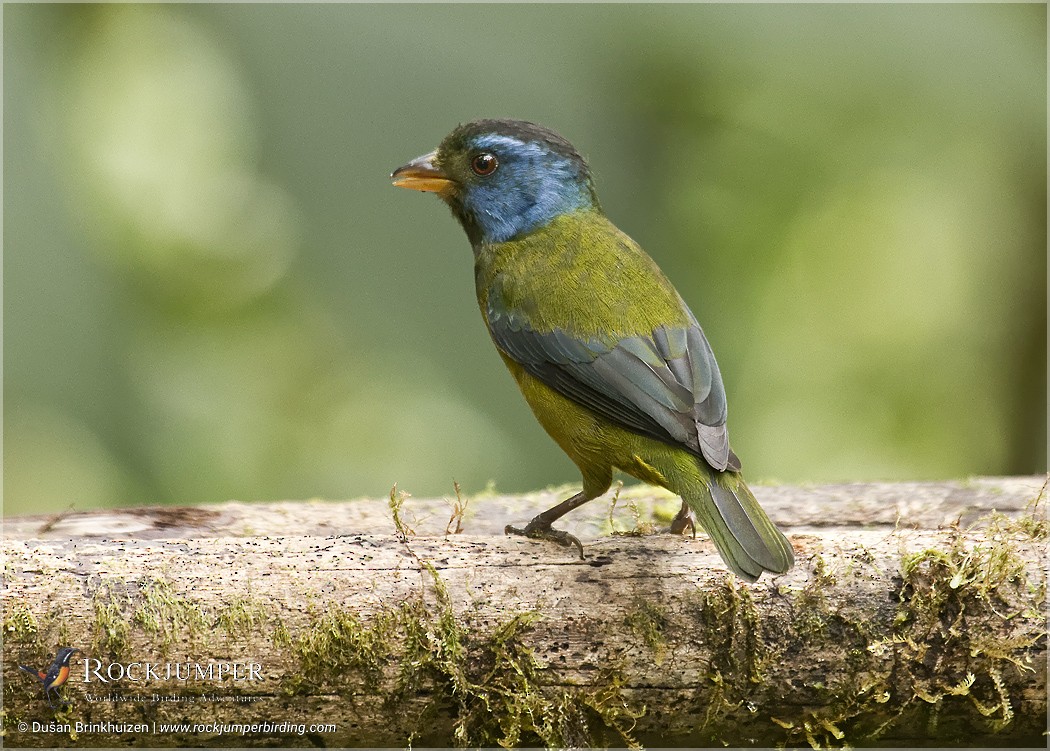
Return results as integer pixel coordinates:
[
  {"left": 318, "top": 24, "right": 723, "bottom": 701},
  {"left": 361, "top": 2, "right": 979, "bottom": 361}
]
[
  {"left": 505, "top": 518, "right": 585, "bottom": 560},
  {"left": 669, "top": 502, "right": 696, "bottom": 538}
]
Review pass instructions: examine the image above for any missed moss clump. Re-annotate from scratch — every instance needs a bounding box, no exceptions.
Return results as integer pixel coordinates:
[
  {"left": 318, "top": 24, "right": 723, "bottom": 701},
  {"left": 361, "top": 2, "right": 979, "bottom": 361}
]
[
  {"left": 87, "top": 576, "right": 212, "bottom": 658},
  {"left": 132, "top": 577, "right": 208, "bottom": 653},
  {"left": 689, "top": 576, "right": 773, "bottom": 738},
  {"left": 606, "top": 482, "right": 658, "bottom": 537},
  {"left": 275, "top": 556, "right": 644, "bottom": 748},
  {"left": 216, "top": 596, "right": 268, "bottom": 638},
  {"left": 89, "top": 577, "right": 252, "bottom": 659},
  {"left": 411, "top": 560, "right": 645, "bottom": 749},
  {"left": 406, "top": 601, "right": 642, "bottom": 749},
  {"left": 779, "top": 501, "right": 1048, "bottom": 749},
  {"left": 4, "top": 602, "right": 48, "bottom": 729},
  {"left": 391, "top": 560, "right": 468, "bottom": 707},
  {"left": 787, "top": 553, "right": 839, "bottom": 639},
  {"left": 271, "top": 617, "right": 292, "bottom": 650},
  {"left": 699, "top": 577, "right": 768, "bottom": 686},
  {"left": 282, "top": 606, "right": 395, "bottom": 694},
  {"left": 1013, "top": 478, "right": 1047, "bottom": 541},
  {"left": 91, "top": 583, "right": 133, "bottom": 659},
  {"left": 5, "top": 600, "right": 80, "bottom": 724},
  {"left": 884, "top": 516, "right": 1046, "bottom": 735},
  {"left": 4, "top": 600, "right": 39, "bottom": 641},
  {"left": 624, "top": 597, "right": 669, "bottom": 664}
]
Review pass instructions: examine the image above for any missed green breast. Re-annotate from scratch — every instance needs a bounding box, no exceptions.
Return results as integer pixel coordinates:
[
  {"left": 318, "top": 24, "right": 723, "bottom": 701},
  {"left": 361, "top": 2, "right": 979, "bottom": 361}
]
[{"left": 474, "top": 210, "right": 690, "bottom": 342}]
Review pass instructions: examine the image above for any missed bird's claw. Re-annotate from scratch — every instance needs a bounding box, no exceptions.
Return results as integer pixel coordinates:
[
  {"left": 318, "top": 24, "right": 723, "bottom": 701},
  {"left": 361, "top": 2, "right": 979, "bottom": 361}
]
[
  {"left": 669, "top": 503, "right": 696, "bottom": 538},
  {"left": 505, "top": 519, "right": 585, "bottom": 560}
]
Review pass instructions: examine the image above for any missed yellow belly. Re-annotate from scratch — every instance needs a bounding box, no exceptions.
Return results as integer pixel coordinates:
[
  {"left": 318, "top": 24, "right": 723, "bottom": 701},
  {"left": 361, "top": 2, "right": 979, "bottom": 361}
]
[{"left": 501, "top": 354, "right": 688, "bottom": 493}]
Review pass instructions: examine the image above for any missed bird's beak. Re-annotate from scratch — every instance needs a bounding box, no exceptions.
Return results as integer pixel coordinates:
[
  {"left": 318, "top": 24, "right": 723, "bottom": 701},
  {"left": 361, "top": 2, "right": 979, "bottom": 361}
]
[{"left": 390, "top": 150, "right": 452, "bottom": 194}]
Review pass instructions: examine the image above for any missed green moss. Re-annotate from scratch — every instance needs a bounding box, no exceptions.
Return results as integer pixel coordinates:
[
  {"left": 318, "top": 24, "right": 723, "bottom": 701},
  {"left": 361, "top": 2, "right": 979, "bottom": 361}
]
[
  {"left": 216, "top": 596, "right": 268, "bottom": 638},
  {"left": 274, "top": 555, "right": 645, "bottom": 748},
  {"left": 624, "top": 597, "right": 669, "bottom": 664},
  {"left": 87, "top": 577, "right": 258, "bottom": 659},
  {"left": 283, "top": 606, "right": 395, "bottom": 694},
  {"left": 788, "top": 553, "right": 838, "bottom": 639},
  {"left": 606, "top": 482, "right": 657, "bottom": 537},
  {"left": 91, "top": 583, "right": 132, "bottom": 658},
  {"left": 271, "top": 617, "right": 292, "bottom": 650},
  {"left": 684, "top": 494, "right": 1046, "bottom": 750},
  {"left": 4, "top": 600, "right": 39, "bottom": 641},
  {"left": 1013, "top": 478, "right": 1047, "bottom": 540},
  {"left": 472, "top": 478, "right": 501, "bottom": 499},
  {"left": 4, "top": 602, "right": 50, "bottom": 724},
  {"left": 6, "top": 601, "right": 81, "bottom": 722},
  {"left": 885, "top": 518, "right": 1046, "bottom": 735},
  {"left": 394, "top": 560, "right": 468, "bottom": 706},
  {"left": 409, "top": 599, "right": 642, "bottom": 749},
  {"left": 389, "top": 483, "right": 416, "bottom": 538},
  {"left": 132, "top": 577, "right": 208, "bottom": 652},
  {"left": 445, "top": 480, "right": 470, "bottom": 535},
  {"left": 699, "top": 577, "right": 767, "bottom": 686},
  {"left": 774, "top": 504, "right": 1047, "bottom": 749},
  {"left": 690, "top": 577, "right": 774, "bottom": 736}
]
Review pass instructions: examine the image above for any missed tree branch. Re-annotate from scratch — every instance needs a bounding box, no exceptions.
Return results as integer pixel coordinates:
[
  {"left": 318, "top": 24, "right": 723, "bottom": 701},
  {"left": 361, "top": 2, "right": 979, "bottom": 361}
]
[{"left": 3, "top": 476, "right": 1046, "bottom": 747}]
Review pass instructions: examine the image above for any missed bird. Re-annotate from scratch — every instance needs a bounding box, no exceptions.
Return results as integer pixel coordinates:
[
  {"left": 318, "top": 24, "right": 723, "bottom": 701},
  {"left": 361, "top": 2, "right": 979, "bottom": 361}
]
[
  {"left": 390, "top": 119, "right": 793, "bottom": 581},
  {"left": 19, "top": 647, "right": 81, "bottom": 708}
]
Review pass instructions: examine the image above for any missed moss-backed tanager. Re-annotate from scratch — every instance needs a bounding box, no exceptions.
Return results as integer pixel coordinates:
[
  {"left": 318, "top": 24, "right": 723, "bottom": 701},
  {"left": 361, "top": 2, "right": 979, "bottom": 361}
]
[{"left": 391, "top": 119, "right": 793, "bottom": 581}]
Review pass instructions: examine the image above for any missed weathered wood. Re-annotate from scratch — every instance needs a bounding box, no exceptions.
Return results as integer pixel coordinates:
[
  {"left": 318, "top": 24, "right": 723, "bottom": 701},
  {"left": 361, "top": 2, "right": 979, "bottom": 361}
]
[
  {"left": 2, "top": 476, "right": 1046, "bottom": 748},
  {"left": 4, "top": 475, "right": 1040, "bottom": 541}
]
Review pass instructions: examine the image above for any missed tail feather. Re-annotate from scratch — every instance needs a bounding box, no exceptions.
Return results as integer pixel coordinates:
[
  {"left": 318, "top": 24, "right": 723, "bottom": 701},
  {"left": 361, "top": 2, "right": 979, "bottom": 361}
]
[
  {"left": 19, "top": 665, "right": 45, "bottom": 682},
  {"left": 684, "top": 472, "right": 794, "bottom": 581}
]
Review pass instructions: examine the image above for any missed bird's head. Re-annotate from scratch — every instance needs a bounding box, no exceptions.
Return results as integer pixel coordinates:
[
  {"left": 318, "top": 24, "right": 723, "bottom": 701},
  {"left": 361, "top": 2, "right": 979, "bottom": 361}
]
[
  {"left": 56, "top": 647, "right": 82, "bottom": 665},
  {"left": 392, "top": 119, "right": 600, "bottom": 246}
]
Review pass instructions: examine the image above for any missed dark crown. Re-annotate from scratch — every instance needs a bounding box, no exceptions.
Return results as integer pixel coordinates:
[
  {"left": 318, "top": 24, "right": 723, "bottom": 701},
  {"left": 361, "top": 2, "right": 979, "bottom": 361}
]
[{"left": 443, "top": 119, "right": 590, "bottom": 173}]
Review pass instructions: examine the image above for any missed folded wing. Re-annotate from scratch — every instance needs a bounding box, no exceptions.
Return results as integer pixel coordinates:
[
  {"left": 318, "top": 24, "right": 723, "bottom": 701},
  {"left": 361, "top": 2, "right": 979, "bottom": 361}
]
[{"left": 486, "top": 300, "right": 740, "bottom": 472}]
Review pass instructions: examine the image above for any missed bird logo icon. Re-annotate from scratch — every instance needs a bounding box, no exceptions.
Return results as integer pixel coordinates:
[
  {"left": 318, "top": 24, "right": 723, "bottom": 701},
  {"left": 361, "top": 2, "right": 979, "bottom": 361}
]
[{"left": 18, "top": 647, "right": 81, "bottom": 708}]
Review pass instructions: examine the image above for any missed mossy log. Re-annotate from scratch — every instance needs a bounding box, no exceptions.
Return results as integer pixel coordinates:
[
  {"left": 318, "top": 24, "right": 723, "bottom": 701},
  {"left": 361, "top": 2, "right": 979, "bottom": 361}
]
[{"left": 3, "top": 476, "right": 1046, "bottom": 748}]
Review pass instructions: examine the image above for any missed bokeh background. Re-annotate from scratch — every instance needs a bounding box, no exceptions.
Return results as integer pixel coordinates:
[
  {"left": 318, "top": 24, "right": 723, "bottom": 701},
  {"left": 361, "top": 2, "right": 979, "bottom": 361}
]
[{"left": 5, "top": 4, "right": 1046, "bottom": 516}]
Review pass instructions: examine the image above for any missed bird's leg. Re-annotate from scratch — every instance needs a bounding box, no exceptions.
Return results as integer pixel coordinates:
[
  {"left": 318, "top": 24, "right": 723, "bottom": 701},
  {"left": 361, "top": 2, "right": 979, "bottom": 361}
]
[
  {"left": 669, "top": 500, "right": 696, "bottom": 537},
  {"left": 505, "top": 490, "right": 592, "bottom": 560}
]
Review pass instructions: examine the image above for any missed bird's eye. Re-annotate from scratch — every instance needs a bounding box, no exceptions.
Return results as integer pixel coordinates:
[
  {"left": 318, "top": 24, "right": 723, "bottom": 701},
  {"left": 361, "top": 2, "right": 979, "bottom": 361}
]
[{"left": 471, "top": 152, "right": 498, "bottom": 176}]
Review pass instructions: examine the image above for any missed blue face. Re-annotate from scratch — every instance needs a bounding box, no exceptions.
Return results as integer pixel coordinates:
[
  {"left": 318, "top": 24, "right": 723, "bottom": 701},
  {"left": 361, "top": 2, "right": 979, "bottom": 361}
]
[{"left": 442, "top": 133, "right": 598, "bottom": 245}]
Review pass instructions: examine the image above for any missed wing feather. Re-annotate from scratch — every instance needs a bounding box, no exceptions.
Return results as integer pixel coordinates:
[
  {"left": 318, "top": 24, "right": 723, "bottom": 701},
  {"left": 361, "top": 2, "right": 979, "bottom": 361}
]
[{"left": 486, "top": 299, "right": 740, "bottom": 472}]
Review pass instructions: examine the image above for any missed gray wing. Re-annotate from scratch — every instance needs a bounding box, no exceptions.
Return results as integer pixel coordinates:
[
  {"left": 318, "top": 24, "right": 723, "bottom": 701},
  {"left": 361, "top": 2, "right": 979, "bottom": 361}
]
[{"left": 486, "top": 301, "right": 740, "bottom": 472}]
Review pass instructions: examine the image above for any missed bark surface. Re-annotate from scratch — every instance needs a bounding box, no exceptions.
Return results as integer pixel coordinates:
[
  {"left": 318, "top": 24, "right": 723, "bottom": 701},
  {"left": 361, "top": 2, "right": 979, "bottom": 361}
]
[{"left": 3, "top": 476, "right": 1046, "bottom": 748}]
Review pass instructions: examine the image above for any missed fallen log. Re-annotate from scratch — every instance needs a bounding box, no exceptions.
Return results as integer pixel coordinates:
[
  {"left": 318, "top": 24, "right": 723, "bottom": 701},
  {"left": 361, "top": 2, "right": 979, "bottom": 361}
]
[{"left": 2, "top": 476, "right": 1046, "bottom": 748}]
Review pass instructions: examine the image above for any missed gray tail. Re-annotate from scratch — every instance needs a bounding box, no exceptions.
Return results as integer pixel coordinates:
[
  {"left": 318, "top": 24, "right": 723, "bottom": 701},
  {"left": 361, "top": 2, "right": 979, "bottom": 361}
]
[
  {"left": 685, "top": 472, "right": 794, "bottom": 582},
  {"left": 18, "top": 664, "right": 44, "bottom": 683}
]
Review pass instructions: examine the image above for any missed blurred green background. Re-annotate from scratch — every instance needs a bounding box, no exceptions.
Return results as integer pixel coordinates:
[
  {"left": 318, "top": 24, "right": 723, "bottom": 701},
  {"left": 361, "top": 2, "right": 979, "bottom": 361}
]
[{"left": 4, "top": 4, "right": 1046, "bottom": 516}]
